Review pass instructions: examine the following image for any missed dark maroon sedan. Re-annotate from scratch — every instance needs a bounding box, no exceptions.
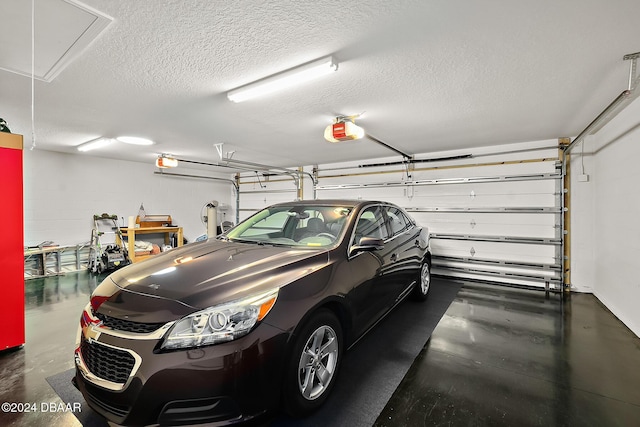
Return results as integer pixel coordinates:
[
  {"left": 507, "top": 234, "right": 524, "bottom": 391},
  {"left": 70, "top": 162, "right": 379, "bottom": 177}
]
[{"left": 74, "top": 200, "right": 431, "bottom": 425}]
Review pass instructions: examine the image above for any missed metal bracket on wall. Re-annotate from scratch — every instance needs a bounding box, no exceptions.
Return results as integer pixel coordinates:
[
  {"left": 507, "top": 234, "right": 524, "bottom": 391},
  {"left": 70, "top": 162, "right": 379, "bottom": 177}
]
[
  {"left": 564, "top": 50, "right": 640, "bottom": 154},
  {"left": 623, "top": 51, "right": 640, "bottom": 92},
  {"left": 214, "top": 142, "right": 315, "bottom": 187}
]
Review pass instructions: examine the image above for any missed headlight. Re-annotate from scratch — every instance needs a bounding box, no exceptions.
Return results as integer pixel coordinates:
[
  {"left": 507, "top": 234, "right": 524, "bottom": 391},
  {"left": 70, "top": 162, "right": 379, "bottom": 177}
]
[{"left": 161, "top": 289, "right": 278, "bottom": 350}]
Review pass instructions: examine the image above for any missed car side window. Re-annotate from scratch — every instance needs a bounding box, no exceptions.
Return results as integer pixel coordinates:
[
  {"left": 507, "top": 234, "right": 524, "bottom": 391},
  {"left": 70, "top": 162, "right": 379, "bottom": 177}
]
[
  {"left": 386, "top": 207, "right": 410, "bottom": 236},
  {"left": 353, "top": 206, "right": 389, "bottom": 245}
]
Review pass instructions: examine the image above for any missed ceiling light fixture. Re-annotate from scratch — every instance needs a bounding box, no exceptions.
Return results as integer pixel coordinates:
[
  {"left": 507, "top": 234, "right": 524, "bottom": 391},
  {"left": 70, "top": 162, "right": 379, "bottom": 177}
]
[
  {"left": 324, "top": 116, "right": 365, "bottom": 143},
  {"left": 227, "top": 56, "right": 338, "bottom": 103},
  {"left": 116, "top": 136, "right": 154, "bottom": 145},
  {"left": 76, "top": 137, "right": 114, "bottom": 152},
  {"left": 156, "top": 154, "right": 178, "bottom": 168}
]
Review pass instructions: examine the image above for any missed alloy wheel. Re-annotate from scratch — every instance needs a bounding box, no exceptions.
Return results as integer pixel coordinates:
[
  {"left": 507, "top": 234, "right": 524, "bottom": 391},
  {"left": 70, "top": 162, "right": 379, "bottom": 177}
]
[
  {"left": 420, "top": 262, "right": 431, "bottom": 295},
  {"left": 297, "top": 325, "right": 339, "bottom": 400}
]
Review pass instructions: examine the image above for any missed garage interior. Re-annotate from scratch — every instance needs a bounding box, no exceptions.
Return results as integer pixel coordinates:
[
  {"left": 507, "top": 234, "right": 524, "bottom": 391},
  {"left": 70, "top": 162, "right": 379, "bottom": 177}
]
[{"left": 1, "top": 1, "right": 640, "bottom": 426}]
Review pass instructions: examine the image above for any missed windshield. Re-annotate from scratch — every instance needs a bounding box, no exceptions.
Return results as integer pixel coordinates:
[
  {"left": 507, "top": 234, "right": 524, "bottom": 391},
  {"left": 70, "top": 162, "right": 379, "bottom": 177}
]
[{"left": 226, "top": 205, "right": 353, "bottom": 247}]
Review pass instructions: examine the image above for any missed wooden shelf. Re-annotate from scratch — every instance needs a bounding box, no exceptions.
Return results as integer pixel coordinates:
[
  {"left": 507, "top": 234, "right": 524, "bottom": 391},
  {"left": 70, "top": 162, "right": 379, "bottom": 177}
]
[{"left": 119, "top": 226, "right": 183, "bottom": 263}]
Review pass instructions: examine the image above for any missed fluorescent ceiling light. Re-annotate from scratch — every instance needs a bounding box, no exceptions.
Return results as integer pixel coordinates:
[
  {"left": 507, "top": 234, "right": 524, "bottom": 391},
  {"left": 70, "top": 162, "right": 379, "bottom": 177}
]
[
  {"left": 227, "top": 56, "right": 338, "bottom": 103},
  {"left": 77, "top": 137, "right": 114, "bottom": 152},
  {"left": 116, "top": 136, "right": 154, "bottom": 145}
]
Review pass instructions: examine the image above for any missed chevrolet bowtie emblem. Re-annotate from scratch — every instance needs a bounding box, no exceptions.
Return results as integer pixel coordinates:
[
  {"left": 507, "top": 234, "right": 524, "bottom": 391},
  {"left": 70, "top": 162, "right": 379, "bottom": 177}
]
[{"left": 84, "top": 325, "right": 101, "bottom": 342}]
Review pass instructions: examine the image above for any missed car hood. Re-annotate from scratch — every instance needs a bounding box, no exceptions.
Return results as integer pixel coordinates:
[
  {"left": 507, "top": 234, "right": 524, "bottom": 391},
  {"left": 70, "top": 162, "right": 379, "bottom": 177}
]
[{"left": 92, "top": 239, "right": 329, "bottom": 322}]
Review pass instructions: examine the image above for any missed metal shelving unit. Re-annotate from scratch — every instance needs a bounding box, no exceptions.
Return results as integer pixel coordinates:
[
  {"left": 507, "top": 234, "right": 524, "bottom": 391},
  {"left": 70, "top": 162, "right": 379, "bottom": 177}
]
[{"left": 24, "top": 244, "right": 90, "bottom": 279}]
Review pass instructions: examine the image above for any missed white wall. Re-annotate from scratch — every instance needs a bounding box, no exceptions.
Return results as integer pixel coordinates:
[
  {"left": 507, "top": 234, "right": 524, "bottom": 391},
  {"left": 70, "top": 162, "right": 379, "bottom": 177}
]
[
  {"left": 568, "top": 137, "right": 596, "bottom": 293},
  {"left": 23, "top": 150, "right": 235, "bottom": 247},
  {"left": 588, "top": 96, "right": 640, "bottom": 337}
]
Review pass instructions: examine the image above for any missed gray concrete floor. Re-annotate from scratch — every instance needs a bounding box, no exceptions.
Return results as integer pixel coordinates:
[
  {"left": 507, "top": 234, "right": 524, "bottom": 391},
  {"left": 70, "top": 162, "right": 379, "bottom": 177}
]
[
  {"left": 0, "top": 272, "right": 100, "bottom": 427},
  {"left": 1, "top": 272, "right": 639, "bottom": 426}
]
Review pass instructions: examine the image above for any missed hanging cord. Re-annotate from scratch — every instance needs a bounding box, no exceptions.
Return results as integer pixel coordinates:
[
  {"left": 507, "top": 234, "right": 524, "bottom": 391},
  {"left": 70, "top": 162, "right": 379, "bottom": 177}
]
[
  {"left": 404, "top": 158, "right": 412, "bottom": 180},
  {"left": 30, "top": 0, "right": 36, "bottom": 150},
  {"left": 255, "top": 171, "right": 266, "bottom": 188},
  {"left": 581, "top": 140, "right": 585, "bottom": 175}
]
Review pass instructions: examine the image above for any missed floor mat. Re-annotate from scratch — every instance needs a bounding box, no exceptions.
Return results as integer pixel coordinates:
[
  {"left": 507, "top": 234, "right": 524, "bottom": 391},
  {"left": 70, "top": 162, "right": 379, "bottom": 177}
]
[
  {"left": 47, "top": 279, "right": 462, "bottom": 426},
  {"left": 272, "top": 279, "right": 462, "bottom": 427},
  {"left": 45, "top": 370, "right": 108, "bottom": 427}
]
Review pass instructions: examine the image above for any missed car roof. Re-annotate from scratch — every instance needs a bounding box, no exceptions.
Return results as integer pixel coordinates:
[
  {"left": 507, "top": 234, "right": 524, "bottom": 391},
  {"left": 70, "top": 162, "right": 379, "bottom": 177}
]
[{"left": 268, "top": 199, "right": 392, "bottom": 209}]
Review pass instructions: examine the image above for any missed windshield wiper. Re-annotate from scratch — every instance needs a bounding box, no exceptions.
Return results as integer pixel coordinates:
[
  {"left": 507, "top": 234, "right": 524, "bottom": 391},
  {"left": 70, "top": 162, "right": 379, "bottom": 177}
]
[{"left": 229, "top": 238, "right": 272, "bottom": 246}]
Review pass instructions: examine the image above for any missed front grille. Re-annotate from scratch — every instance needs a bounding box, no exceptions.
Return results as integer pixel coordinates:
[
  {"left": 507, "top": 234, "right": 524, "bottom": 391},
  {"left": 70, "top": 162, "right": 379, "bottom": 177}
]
[
  {"left": 81, "top": 340, "right": 136, "bottom": 384},
  {"left": 94, "top": 311, "right": 165, "bottom": 334}
]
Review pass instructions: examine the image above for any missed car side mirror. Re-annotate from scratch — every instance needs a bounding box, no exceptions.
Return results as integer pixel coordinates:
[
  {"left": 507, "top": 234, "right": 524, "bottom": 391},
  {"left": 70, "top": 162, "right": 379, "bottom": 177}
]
[{"left": 350, "top": 237, "right": 384, "bottom": 255}]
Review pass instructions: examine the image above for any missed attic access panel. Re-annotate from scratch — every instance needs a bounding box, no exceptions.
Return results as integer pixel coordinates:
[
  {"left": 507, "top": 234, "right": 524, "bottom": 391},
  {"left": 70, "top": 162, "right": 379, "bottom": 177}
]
[{"left": 0, "top": 0, "right": 112, "bottom": 82}]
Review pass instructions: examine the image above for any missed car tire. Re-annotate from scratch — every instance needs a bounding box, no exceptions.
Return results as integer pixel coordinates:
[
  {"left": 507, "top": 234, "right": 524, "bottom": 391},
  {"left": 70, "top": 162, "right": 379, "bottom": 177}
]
[
  {"left": 283, "top": 309, "right": 343, "bottom": 417},
  {"left": 411, "top": 259, "right": 431, "bottom": 301}
]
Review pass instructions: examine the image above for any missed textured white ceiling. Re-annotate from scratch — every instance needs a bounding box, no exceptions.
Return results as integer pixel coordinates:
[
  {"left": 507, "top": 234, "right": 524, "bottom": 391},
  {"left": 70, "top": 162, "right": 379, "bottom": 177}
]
[{"left": 1, "top": 0, "right": 639, "bottom": 167}]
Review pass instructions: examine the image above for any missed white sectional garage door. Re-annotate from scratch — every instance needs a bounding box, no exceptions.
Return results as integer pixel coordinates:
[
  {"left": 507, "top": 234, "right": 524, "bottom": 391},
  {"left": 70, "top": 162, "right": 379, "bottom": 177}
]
[
  {"left": 237, "top": 174, "right": 300, "bottom": 222},
  {"left": 314, "top": 150, "right": 563, "bottom": 290}
]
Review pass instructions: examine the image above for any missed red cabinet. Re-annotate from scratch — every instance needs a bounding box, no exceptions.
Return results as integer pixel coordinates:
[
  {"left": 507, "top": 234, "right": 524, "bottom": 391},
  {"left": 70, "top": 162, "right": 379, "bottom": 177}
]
[{"left": 0, "top": 133, "right": 24, "bottom": 351}]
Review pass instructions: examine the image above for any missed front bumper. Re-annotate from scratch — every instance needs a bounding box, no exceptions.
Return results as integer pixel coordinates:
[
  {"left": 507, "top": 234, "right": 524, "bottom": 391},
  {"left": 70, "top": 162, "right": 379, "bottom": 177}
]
[{"left": 74, "top": 310, "right": 288, "bottom": 426}]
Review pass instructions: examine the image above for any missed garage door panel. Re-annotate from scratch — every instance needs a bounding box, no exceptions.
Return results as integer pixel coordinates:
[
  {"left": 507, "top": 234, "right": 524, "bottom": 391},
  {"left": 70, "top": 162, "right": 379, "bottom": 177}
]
[
  {"left": 410, "top": 180, "right": 555, "bottom": 197},
  {"left": 410, "top": 181, "right": 557, "bottom": 208},
  {"left": 429, "top": 269, "right": 555, "bottom": 288},
  {"left": 240, "top": 193, "right": 296, "bottom": 209},
  {"left": 433, "top": 260, "right": 559, "bottom": 280},
  {"left": 431, "top": 239, "right": 558, "bottom": 266},
  {"left": 411, "top": 160, "right": 558, "bottom": 180},
  {"left": 316, "top": 186, "right": 406, "bottom": 202},
  {"left": 410, "top": 193, "right": 556, "bottom": 208},
  {"left": 411, "top": 212, "right": 558, "bottom": 238},
  {"left": 319, "top": 185, "right": 558, "bottom": 209},
  {"left": 238, "top": 176, "right": 299, "bottom": 222}
]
